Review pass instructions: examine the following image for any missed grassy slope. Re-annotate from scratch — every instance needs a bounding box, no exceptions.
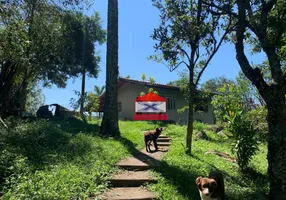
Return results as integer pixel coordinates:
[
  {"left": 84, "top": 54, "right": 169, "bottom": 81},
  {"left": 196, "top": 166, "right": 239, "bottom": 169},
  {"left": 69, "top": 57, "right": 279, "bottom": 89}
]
[
  {"left": 149, "top": 123, "right": 268, "bottom": 200},
  {"left": 0, "top": 119, "right": 268, "bottom": 200},
  {"left": 0, "top": 118, "right": 160, "bottom": 199}
]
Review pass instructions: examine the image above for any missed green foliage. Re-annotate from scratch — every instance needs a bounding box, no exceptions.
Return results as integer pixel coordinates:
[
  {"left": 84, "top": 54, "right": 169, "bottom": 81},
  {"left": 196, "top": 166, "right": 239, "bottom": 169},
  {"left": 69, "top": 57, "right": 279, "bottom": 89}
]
[
  {"left": 138, "top": 75, "right": 159, "bottom": 96},
  {"left": 246, "top": 106, "right": 268, "bottom": 141},
  {"left": 201, "top": 76, "right": 235, "bottom": 93},
  {"left": 236, "top": 71, "right": 265, "bottom": 107},
  {"left": 70, "top": 88, "right": 100, "bottom": 116},
  {"left": 226, "top": 111, "right": 259, "bottom": 172},
  {"left": 148, "top": 88, "right": 158, "bottom": 95},
  {"left": 0, "top": 1, "right": 105, "bottom": 114},
  {"left": 211, "top": 83, "right": 245, "bottom": 122},
  {"left": 211, "top": 82, "right": 260, "bottom": 171},
  {"left": 149, "top": 123, "right": 268, "bottom": 200},
  {"left": 0, "top": 118, "right": 135, "bottom": 199},
  {"left": 94, "top": 85, "right": 105, "bottom": 96},
  {"left": 141, "top": 73, "right": 146, "bottom": 81},
  {"left": 85, "top": 93, "right": 99, "bottom": 111},
  {"left": 62, "top": 11, "right": 106, "bottom": 79},
  {"left": 149, "top": 76, "right": 155, "bottom": 84},
  {"left": 25, "top": 82, "right": 45, "bottom": 115},
  {"left": 0, "top": 119, "right": 268, "bottom": 199},
  {"left": 193, "top": 121, "right": 208, "bottom": 132}
]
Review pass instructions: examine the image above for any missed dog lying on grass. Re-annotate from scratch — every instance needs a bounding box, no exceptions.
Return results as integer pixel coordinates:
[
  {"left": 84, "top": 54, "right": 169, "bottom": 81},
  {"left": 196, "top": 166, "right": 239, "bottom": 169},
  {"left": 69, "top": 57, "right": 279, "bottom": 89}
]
[
  {"left": 144, "top": 127, "right": 163, "bottom": 152},
  {"left": 196, "top": 171, "right": 225, "bottom": 200}
]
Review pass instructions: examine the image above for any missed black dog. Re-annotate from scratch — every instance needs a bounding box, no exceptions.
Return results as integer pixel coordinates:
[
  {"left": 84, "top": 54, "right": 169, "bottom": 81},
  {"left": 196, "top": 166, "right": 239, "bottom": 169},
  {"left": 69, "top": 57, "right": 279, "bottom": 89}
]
[{"left": 144, "top": 127, "right": 163, "bottom": 152}]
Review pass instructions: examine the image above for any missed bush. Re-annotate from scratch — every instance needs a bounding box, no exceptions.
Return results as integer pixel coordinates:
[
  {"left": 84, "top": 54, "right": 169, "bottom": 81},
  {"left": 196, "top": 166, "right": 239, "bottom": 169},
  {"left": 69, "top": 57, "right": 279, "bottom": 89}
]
[
  {"left": 193, "top": 121, "right": 208, "bottom": 132},
  {"left": 246, "top": 106, "right": 268, "bottom": 142},
  {"left": 226, "top": 111, "right": 259, "bottom": 172}
]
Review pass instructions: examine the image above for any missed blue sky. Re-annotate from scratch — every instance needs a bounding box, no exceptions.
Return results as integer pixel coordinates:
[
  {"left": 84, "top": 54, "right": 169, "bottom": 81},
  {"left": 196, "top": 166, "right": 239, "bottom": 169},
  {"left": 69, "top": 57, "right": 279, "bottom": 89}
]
[{"left": 42, "top": 0, "right": 265, "bottom": 109}]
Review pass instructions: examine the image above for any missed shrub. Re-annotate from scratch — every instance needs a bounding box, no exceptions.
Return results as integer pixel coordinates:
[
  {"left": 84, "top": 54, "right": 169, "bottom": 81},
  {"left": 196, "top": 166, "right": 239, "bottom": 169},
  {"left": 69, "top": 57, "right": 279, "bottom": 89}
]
[
  {"left": 193, "top": 121, "right": 208, "bottom": 132},
  {"left": 246, "top": 106, "right": 268, "bottom": 142},
  {"left": 226, "top": 110, "right": 259, "bottom": 172}
]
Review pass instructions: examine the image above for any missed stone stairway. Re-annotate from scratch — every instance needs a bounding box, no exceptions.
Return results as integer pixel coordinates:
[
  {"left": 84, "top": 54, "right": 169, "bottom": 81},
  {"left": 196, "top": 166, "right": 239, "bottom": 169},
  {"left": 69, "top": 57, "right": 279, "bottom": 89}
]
[{"left": 99, "top": 135, "right": 172, "bottom": 200}]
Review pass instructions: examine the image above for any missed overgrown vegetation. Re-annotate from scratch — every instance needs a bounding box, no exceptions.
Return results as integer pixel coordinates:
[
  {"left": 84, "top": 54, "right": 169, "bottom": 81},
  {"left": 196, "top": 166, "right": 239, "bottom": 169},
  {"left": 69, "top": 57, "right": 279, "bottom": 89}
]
[{"left": 0, "top": 119, "right": 268, "bottom": 199}]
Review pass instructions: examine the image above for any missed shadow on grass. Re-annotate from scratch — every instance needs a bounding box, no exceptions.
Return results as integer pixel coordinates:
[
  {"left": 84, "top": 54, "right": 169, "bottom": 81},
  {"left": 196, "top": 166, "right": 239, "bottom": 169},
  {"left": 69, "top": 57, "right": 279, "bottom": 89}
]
[
  {"left": 118, "top": 135, "right": 201, "bottom": 200},
  {"left": 118, "top": 133, "right": 269, "bottom": 200},
  {"left": 50, "top": 117, "right": 100, "bottom": 135},
  {"left": 2, "top": 117, "right": 101, "bottom": 168}
]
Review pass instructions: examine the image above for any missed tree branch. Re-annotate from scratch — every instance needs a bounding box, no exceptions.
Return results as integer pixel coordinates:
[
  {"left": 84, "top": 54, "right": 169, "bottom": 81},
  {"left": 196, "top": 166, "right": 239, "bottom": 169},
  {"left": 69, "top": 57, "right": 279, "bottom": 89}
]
[
  {"left": 0, "top": 117, "right": 8, "bottom": 129},
  {"left": 195, "top": 16, "right": 233, "bottom": 86},
  {"left": 201, "top": 0, "right": 238, "bottom": 18},
  {"left": 177, "top": 45, "right": 192, "bottom": 64},
  {"left": 256, "top": 0, "right": 282, "bottom": 84},
  {"left": 235, "top": 0, "right": 269, "bottom": 96},
  {"left": 263, "top": 0, "right": 277, "bottom": 13},
  {"left": 164, "top": 60, "right": 189, "bottom": 72}
]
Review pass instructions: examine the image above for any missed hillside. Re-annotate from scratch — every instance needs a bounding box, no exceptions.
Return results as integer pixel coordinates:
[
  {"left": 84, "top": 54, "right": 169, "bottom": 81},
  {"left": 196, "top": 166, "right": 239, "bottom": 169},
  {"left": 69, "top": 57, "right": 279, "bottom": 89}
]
[{"left": 0, "top": 118, "right": 268, "bottom": 199}]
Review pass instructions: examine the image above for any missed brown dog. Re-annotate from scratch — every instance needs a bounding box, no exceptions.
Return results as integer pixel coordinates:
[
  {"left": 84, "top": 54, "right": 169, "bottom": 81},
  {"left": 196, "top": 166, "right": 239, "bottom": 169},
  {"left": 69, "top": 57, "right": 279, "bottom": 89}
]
[
  {"left": 196, "top": 171, "right": 225, "bottom": 200},
  {"left": 144, "top": 127, "right": 163, "bottom": 152}
]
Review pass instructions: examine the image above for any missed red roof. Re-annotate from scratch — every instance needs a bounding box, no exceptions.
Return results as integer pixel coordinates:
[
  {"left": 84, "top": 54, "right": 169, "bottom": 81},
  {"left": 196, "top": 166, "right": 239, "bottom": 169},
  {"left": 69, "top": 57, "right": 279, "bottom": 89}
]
[
  {"left": 118, "top": 77, "right": 180, "bottom": 90},
  {"left": 135, "top": 92, "right": 167, "bottom": 102}
]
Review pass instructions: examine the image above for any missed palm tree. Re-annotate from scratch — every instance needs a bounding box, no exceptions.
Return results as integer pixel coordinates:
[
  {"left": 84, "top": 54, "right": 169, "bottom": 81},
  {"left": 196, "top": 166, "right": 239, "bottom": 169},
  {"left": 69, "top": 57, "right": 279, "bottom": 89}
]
[
  {"left": 94, "top": 85, "right": 105, "bottom": 96},
  {"left": 100, "top": 0, "right": 120, "bottom": 137}
]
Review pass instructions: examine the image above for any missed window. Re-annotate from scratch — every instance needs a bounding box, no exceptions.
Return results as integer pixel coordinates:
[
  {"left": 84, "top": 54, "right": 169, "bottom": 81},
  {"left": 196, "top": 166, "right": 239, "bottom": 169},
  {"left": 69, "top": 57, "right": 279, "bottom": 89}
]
[
  {"left": 164, "top": 96, "right": 176, "bottom": 110},
  {"left": 118, "top": 102, "right": 122, "bottom": 112},
  {"left": 194, "top": 98, "right": 208, "bottom": 112}
]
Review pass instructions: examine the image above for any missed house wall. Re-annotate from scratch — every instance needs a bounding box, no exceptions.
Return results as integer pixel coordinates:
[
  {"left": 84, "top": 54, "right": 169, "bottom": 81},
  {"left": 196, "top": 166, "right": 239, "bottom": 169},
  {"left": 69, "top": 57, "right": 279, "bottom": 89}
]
[{"left": 117, "top": 83, "right": 214, "bottom": 124}]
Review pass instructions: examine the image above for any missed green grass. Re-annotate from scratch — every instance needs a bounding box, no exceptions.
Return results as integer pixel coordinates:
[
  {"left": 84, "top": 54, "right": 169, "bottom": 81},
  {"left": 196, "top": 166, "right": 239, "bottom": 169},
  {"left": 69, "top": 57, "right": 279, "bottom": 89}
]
[
  {"left": 148, "top": 123, "right": 268, "bottom": 200},
  {"left": 0, "top": 118, "right": 268, "bottom": 199},
  {"left": 0, "top": 118, "right": 160, "bottom": 199}
]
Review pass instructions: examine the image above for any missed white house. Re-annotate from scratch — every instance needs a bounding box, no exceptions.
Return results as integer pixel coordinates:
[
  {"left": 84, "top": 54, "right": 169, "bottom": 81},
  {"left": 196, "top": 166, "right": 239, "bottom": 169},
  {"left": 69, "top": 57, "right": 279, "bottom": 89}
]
[{"left": 98, "top": 77, "right": 214, "bottom": 124}]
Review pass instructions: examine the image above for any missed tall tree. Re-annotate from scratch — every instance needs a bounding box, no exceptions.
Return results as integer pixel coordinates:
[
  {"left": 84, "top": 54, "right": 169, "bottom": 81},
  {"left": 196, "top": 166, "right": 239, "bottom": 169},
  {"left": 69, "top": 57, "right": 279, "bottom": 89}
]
[
  {"left": 201, "top": 76, "right": 235, "bottom": 93},
  {"left": 64, "top": 12, "right": 106, "bottom": 119},
  {"left": 151, "top": 0, "right": 232, "bottom": 153},
  {"left": 205, "top": 0, "right": 286, "bottom": 198},
  {"left": 100, "top": 0, "right": 120, "bottom": 137},
  {"left": 0, "top": 0, "right": 102, "bottom": 115}
]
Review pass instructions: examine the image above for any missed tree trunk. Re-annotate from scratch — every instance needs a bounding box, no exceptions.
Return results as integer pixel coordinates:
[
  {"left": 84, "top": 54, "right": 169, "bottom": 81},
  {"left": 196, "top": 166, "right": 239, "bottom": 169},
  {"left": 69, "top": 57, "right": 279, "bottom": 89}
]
[
  {"left": 100, "top": 0, "right": 120, "bottom": 137},
  {"left": 80, "top": 66, "right": 86, "bottom": 119},
  {"left": 266, "top": 89, "right": 286, "bottom": 200},
  {"left": 19, "top": 77, "right": 28, "bottom": 116},
  {"left": 186, "top": 68, "right": 195, "bottom": 154},
  {"left": 186, "top": 94, "right": 194, "bottom": 154},
  {"left": 0, "top": 61, "right": 18, "bottom": 114}
]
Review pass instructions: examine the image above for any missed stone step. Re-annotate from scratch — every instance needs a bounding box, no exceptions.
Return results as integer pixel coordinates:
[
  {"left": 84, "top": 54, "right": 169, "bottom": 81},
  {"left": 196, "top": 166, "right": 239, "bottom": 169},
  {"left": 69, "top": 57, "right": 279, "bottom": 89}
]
[
  {"left": 156, "top": 137, "right": 171, "bottom": 142},
  {"left": 116, "top": 157, "right": 150, "bottom": 171},
  {"left": 157, "top": 142, "right": 171, "bottom": 146},
  {"left": 109, "top": 171, "right": 156, "bottom": 187},
  {"left": 100, "top": 187, "right": 156, "bottom": 200},
  {"left": 158, "top": 135, "right": 168, "bottom": 138}
]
